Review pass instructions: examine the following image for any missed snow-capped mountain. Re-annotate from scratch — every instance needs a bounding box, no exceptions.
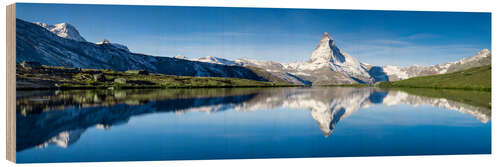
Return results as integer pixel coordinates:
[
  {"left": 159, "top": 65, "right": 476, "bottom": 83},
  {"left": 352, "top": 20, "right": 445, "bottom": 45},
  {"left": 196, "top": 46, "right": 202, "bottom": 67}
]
[
  {"left": 284, "top": 32, "right": 373, "bottom": 84},
  {"left": 21, "top": 18, "right": 491, "bottom": 85},
  {"left": 381, "top": 49, "right": 491, "bottom": 80},
  {"left": 191, "top": 56, "right": 240, "bottom": 66},
  {"left": 178, "top": 32, "right": 490, "bottom": 85},
  {"left": 177, "top": 55, "right": 309, "bottom": 85},
  {"left": 181, "top": 32, "right": 374, "bottom": 85},
  {"left": 234, "top": 58, "right": 311, "bottom": 85},
  {"left": 35, "top": 22, "right": 87, "bottom": 42},
  {"left": 16, "top": 19, "right": 265, "bottom": 81},
  {"left": 285, "top": 33, "right": 370, "bottom": 79}
]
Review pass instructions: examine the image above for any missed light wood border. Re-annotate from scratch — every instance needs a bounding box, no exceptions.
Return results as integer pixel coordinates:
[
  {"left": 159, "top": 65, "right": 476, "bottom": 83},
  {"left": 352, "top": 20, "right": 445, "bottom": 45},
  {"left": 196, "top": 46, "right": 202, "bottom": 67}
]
[{"left": 6, "top": 3, "right": 16, "bottom": 163}]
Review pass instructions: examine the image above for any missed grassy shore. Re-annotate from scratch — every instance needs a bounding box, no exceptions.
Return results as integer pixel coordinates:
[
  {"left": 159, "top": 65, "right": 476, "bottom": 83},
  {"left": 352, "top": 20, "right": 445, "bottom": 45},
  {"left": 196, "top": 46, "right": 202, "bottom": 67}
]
[
  {"left": 384, "top": 87, "right": 491, "bottom": 109},
  {"left": 16, "top": 64, "right": 298, "bottom": 90},
  {"left": 376, "top": 65, "right": 491, "bottom": 91},
  {"left": 316, "top": 83, "right": 370, "bottom": 87}
]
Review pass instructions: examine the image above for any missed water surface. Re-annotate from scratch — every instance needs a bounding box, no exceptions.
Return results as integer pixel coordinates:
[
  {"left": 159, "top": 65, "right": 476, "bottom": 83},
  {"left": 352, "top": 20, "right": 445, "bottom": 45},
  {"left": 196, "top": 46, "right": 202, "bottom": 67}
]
[{"left": 16, "top": 87, "right": 491, "bottom": 163}]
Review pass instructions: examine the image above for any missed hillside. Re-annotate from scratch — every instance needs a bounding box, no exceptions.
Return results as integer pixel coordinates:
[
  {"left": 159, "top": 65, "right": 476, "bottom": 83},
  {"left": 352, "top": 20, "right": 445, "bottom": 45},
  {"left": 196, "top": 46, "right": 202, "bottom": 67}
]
[
  {"left": 16, "top": 63, "right": 293, "bottom": 90},
  {"left": 15, "top": 19, "right": 266, "bottom": 82},
  {"left": 376, "top": 65, "right": 491, "bottom": 91}
]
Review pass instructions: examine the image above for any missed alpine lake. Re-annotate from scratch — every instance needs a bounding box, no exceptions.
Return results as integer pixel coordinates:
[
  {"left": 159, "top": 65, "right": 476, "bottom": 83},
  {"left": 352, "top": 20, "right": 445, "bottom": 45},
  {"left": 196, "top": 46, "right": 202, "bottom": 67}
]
[{"left": 16, "top": 87, "right": 491, "bottom": 163}]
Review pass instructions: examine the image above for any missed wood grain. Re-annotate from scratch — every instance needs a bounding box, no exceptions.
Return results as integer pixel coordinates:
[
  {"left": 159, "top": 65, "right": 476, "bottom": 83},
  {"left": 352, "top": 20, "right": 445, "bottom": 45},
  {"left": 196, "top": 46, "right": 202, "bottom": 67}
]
[{"left": 6, "top": 3, "right": 16, "bottom": 163}]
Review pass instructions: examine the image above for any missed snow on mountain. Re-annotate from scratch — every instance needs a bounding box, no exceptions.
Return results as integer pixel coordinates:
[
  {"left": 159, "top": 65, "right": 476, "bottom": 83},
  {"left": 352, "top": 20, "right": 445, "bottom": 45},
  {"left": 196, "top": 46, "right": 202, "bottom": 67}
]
[
  {"left": 457, "top": 49, "right": 491, "bottom": 65},
  {"left": 285, "top": 33, "right": 362, "bottom": 72},
  {"left": 381, "top": 49, "right": 491, "bottom": 80},
  {"left": 193, "top": 56, "right": 239, "bottom": 66},
  {"left": 26, "top": 19, "right": 491, "bottom": 84},
  {"left": 188, "top": 56, "right": 286, "bottom": 72},
  {"left": 35, "top": 22, "right": 87, "bottom": 42},
  {"left": 180, "top": 32, "right": 375, "bottom": 85},
  {"left": 283, "top": 32, "right": 373, "bottom": 84},
  {"left": 174, "top": 55, "right": 307, "bottom": 85},
  {"left": 157, "top": 32, "right": 490, "bottom": 85},
  {"left": 307, "top": 32, "right": 368, "bottom": 77},
  {"left": 17, "top": 19, "right": 266, "bottom": 81},
  {"left": 174, "top": 54, "right": 186, "bottom": 59},
  {"left": 96, "top": 39, "right": 130, "bottom": 52},
  {"left": 235, "top": 58, "right": 285, "bottom": 72},
  {"left": 233, "top": 58, "right": 311, "bottom": 85}
]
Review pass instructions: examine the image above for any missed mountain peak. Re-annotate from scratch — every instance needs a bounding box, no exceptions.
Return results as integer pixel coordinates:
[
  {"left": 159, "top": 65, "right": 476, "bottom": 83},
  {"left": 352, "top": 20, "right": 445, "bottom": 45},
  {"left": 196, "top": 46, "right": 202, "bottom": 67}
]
[
  {"left": 478, "top": 49, "right": 491, "bottom": 55},
  {"left": 320, "top": 32, "right": 334, "bottom": 43},
  {"left": 466, "top": 48, "right": 491, "bottom": 60},
  {"left": 303, "top": 32, "right": 373, "bottom": 83},
  {"left": 310, "top": 32, "right": 340, "bottom": 63},
  {"left": 35, "top": 21, "right": 87, "bottom": 42}
]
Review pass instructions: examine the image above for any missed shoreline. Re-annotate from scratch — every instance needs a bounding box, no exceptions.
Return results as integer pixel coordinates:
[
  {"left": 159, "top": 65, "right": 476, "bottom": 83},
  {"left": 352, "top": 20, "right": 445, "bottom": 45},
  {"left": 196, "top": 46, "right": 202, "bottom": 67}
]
[
  {"left": 16, "top": 84, "right": 307, "bottom": 91},
  {"left": 16, "top": 83, "right": 491, "bottom": 91}
]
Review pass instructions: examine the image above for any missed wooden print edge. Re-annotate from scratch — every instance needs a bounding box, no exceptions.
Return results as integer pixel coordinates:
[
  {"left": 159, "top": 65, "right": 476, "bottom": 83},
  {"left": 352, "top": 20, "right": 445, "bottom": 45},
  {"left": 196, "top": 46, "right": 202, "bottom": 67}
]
[{"left": 6, "top": 3, "right": 16, "bottom": 163}]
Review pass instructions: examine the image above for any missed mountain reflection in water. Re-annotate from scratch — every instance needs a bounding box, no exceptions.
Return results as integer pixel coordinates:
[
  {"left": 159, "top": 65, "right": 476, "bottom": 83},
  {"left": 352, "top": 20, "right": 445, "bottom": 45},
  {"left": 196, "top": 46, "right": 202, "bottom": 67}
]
[{"left": 16, "top": 87, "right": 491, "bottom": 152}]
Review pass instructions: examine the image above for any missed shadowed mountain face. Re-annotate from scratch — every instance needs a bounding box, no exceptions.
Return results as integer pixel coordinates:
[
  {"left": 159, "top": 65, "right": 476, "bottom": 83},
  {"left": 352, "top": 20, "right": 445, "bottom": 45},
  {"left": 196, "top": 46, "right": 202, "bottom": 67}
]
[
  {"left": 16, "top": 18, "right": 491, "bottom": 85},
  {"left": 17, "top": 87, "right": 490, "bottom": 151},
  {"left": 15, "top": 19, "right": 265, "bottom": 81}
]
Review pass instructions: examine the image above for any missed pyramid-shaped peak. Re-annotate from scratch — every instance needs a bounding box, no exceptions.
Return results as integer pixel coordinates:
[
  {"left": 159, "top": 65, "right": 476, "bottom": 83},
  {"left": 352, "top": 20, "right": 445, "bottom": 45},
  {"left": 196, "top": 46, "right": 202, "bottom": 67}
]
[
  {"left": 317, "top": 32, "right": 335, "bottom": 48},
  {"left": 322, "top": 32, "right": 333, "bottom": 40}
]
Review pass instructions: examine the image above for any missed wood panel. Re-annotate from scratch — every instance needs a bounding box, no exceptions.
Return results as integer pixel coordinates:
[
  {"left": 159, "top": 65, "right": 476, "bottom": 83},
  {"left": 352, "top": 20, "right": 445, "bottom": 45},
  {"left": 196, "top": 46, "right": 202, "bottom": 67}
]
[{"left": 6, "top": 3, "right": 16, "bottom": 163}]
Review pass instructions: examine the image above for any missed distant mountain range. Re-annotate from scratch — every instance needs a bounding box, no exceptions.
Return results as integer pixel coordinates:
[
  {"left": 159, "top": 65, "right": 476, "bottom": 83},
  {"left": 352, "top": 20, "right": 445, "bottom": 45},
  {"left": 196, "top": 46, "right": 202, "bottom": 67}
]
[{"left": 16, "top": 18, "right": 491, "bottom": 85}]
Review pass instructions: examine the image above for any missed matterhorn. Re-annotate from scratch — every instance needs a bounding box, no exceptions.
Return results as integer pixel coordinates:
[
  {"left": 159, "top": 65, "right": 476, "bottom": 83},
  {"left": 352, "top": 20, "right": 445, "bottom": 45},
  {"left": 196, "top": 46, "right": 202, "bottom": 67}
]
[{"left": 284, "top": 32, "right": 373, "bottom": 84}]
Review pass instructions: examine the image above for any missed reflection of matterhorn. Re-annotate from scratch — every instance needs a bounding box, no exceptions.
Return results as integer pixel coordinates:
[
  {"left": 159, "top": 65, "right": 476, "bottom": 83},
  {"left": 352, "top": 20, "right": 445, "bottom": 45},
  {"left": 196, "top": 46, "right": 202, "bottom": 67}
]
[
  {"left": 304, "top": 88, "right": 383, "bottom": 137},
  {"left": 20, "top": 87, "right": 490, "bottom": 151},
  {"left": 233, "top": 87, "right": 385, "bottom": 137},
  {"left": 37, "top": 129, "right": 85, "bottom": 148},
  {"left": 228, "top": 87, "right": 488, "bottom": 137}
]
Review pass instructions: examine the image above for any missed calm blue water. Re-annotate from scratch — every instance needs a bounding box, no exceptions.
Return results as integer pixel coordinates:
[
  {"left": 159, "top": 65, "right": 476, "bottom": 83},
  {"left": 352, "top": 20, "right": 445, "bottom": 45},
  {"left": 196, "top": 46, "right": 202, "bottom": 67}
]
[{"left": 16, "top": 87, "right": 491, "bottom": 163}]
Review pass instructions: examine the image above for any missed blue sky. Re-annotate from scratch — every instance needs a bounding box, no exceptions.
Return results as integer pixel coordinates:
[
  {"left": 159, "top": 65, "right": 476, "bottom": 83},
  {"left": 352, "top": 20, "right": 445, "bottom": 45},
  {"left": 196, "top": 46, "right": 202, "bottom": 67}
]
[{"left": 16, "top": 3, "right": 491, "bottom": 66}]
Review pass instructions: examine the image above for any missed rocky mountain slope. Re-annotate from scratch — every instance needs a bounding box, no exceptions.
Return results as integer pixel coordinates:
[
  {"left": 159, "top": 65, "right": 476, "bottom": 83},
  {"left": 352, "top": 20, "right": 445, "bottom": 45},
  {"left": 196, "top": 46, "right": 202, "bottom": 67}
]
[
  {"left": 18, "top": 18, "right": 491, "bottom": 85},
  {"left": 16, "top": 19, "right": 266, "bottom": 81},
  {"left": 380, "top": 49, "right": 491, "bottom": 81},
  {"left": 177, "top": 55, "right": 310, "bottom": 85},
  {"left": 205, "top": 38, "right": 490, "bottom": 85},
  {"left": 34, "top": 22, "right": 87, "bottom": 42},
  {"left": 284, "top": 32, "right": 373, "bottom": 84},
  {"left": 377, "top": 65, "right": 491, "bottom": 91},
  {"left": 184, "top": 32, "right": 490, "bottom": 85}
]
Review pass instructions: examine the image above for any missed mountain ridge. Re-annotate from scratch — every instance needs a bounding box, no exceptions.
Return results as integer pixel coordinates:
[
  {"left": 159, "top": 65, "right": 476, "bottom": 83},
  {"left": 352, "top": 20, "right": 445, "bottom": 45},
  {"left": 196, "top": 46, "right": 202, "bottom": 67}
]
[
  {"left": 16, "top": 18, "right": 267, "bottom": 82},
  {"left": 19, "top": 18, "right": 491, "bottom": 85}
]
